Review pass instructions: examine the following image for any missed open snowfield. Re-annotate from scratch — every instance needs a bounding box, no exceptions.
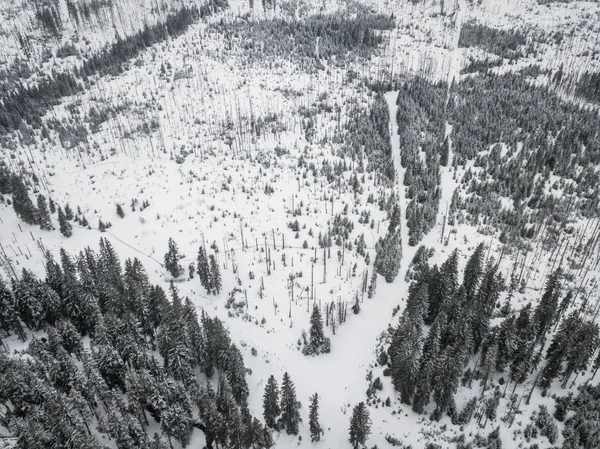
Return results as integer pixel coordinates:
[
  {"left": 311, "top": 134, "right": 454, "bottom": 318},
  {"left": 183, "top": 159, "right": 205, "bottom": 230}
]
[{"left": 2, "top": 0, "right": 600, "bottom": 448}]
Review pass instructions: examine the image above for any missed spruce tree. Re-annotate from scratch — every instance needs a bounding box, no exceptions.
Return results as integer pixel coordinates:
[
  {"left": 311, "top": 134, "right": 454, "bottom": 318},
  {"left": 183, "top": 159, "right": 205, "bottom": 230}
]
[
  {"left": 263, "top": 375, "right": 280, "bottom": 429},
  {"left": 349, "top": 402, "right": 371, "bottom": 449},
  {"left": 36, "top": 194, "right": 53, "bottom": 230},
  {"left": 309, "top": 305, "right": 324, "bottom": 349},
  {"left": 57, "top": 206, "right": 72, "bottom": 237},
  {"left": 279, "top": 372, "right": 301, "bottom": 435},
  {"left": 426, "top": 250, "right": 458, "bottom": 325},
  {"left": 308, "top": 393, "right": 323, "bottom": 442},
  {"left": 164, "top": 238, "right": 181, "bottom": 278},
  {"left": 197, "top": 246, "right": 211, "bottom": 292},
  {"left": 389, "top": 317, "right": 422, "bottom": 404},
  {"left": 534, "top": 268, "right": 562, "bottom": 340},
  {"left": 462, "top": 243, "right": 484, "bottom": 302},
  {"left": 64, "top": 203, "right": 74, "bottom": 220},
  {"left": 11, "top": 175, "right": 38, "bottom": 225},
  {"left": 209, "top": 254, "right": 222, "bottom": 294},
  {"left": 116, "top": 203, "right": 125, "bottom": 218},
  {"left": 225, "top": 343, "right": 249, "bottom": 407}
]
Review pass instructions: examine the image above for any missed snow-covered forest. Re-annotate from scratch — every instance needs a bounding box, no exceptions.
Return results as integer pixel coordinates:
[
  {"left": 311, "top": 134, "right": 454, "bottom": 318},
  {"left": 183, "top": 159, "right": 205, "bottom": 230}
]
[{"left": 1, "top": 0, "right": 600, "bottom": 448}]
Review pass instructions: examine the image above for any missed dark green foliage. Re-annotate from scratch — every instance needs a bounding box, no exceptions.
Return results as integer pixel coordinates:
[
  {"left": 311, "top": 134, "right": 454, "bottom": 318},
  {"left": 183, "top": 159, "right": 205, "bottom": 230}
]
[
  {"left": 426, "top": 250, "right": 458, "bottom": 325},
  {"left": 573, "top": 70, "right": 600, "bottom": 105},
  {"left": 309, "top": 393, "right": 323, "bottom": 442},
  {"left": 561, "top": 384, "right": 600, "bottom": 449},
  {"left": 344, "top": 93, "right": 395, "bottom": 181},
  {"left": 12, "top": 175, "right": 38, "bottom": 225},
  {"left": 374, "top": 230, "right": 402, "bottom": 283},
  {"left": 458, "top": 21, "right": 526, "bottom": 59},
  {"left": 0, "top": 3, "right": 227, "bottom": 135},
  {"left": 533, "top": 268, "right": 562, "bottom": 339},
  {"left": 263, "top": 375, "right": 280, "bottom": 429},
  {"left": 534, "top": 405, "right": 558, "bottom": 444},
  {"left": 164, "top": 238, "right": 181, "bottom": 278},
  {"left": 1, "top": 237, "right": 270, "bottom": 449},
  {"left": 64, "top": 204, "right": 74, "bottom": 221},
  {"left": 279, "top": 372, "right": 301, "bottom": 435},
  {"left": 389, "top": 316, "right": 422, "bottom": 404},
  {"left": 486, "top": 426, "right": 502, "bottom": 449},
  {"left": 396, "top": 79, "right": 446, "bottom": 245},
  {"left": 36, "top": 194, "right": 53, "bottom": 230},
  {"left": 57, "top": 206, "right": 72, "bottom": 237},
  {"left": 209, "top": 254, "right": 222, "bottom": 294},
  {"left": 448, "top": 72, "right": 600, "bottom": 240},
  {"left": 349, "top": 402, "right": 371, "bottom": 449},
  {"left": 303, "top": 305, "right": 330, "bottom": 356},
  {"left": 210, "top": 13, "right": 394, "bottom": 69}
]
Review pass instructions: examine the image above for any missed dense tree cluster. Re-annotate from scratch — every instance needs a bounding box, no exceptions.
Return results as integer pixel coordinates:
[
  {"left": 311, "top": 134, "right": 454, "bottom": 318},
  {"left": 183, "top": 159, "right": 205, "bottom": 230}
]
[
  {"left": 210, "top": 12, "right": 394, "bottom": 69},
  {"left": 448, "top": 72, "right": 600, "bottom": 242},
  {"left": 458, "top": 21, "right": 527, "bottom": 60},
  {"left": 343, "top": 93, "right": 395, "bottom": 182},
  {"left": 0, "top": 1, "right": 228, "bottom": 136},
  {"left": 0, "top": 237, "right": 271, "bottom": 448},
  {"left": 395, "top": 80, "right": 446, "bottom": 245},
  {"left": 197, "top": 246, "right": 222, "bottom": 294},
  {"left": 386, "top": 243, "right": 598, "bottom": 430}
]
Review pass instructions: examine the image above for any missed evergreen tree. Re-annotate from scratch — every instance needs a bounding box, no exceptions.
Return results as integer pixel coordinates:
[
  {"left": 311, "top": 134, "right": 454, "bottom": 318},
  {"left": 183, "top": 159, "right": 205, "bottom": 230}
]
[
  {"left": 279, "top": 372, "right": 301, "bottom": 435},
  {"left": 263, "top": 375, "right": 281, "bottom": 429},
  {"left": 116, "top": 203, "right": 125, "bottom": 218},
  {"left": 462, "top": 243, "right": 484, "bottom": 302},
  {"left": 0, "top": 278, "right": 25, "bottom": 341},
  {"left": 11, "top": 175, "right": 38, "bottom": 225},
  {"left": 209, "top": 254, "right": 222, "bottom": 294},
  {"left": 426, "top": 250, "right": 458, "bottom": 325},
  {"left": 49, "top": 197, "right": 56, "bottom": 213},
  {"left": 64, "top": 203, "right": 74, "bottom": 220},
  {"left": 471, "top": 262, "right": 502, "bottom": 353},
  {"left": 309, "top": 305, "right": 324, "bottom": 348},
  {"left": 367, "top": 269, "right": 377, "bottom": 299},
  {"left": 36, "top": 194, "right": 53, "bottom": 230},
  {"left": 225, "top": 343, "right": 249, "bottom": 407},
  {"left": 374, "top": 230, "right": 402, "bottom": 283},
  {"left": 309, "top": 393, "right": 323, "bottom": 442},
  {"left": 197, "top": 246, "right": 211, "bottom": 292},
  {"left": 349, "top": 402, "right": 371, "bottom": 449},
  {"left": 164, "top": 238, "right": 181, "bottom": 278},
  {"left": 389, "top": 316, "right": 422, "bottom": 404},
  {"left": 533, "top": 268, "right": 562, "bottom": 340},
  {"left": 57, "top": 206, "right": 72, "bottom": 237}
]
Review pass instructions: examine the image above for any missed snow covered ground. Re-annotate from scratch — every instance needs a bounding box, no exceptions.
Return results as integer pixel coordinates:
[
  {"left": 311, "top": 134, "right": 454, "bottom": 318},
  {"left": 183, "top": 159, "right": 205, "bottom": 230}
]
[{"left": 2, "top": 0, "right": 600, "bottom": 448}]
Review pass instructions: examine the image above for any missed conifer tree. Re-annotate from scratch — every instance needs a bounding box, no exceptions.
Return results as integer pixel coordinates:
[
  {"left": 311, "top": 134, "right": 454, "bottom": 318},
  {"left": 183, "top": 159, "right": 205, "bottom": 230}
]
[
  {"left": 226, "top": 343, "right": 249, "bottom": 407},
  {"left": 57, "top": 206, "right": 72, "bottom": 237},
  {"left": 309, "top": 393, "right": 323, "bottom": 442},
  {"left": 11, "top": 175, "right": 38, "bottom": 225},
  {"left": 36, "top": 194, "right": 53, "bottom": 230},
  {"left": 389, "top": 317, "right": 422, "bottom": 404},
  {"left": 426, "top": 250, "right": 458, "bottom": 325},
  {"left": 197, "top": 246, "right": 211, "bottom": 292},
  {"left": 116, "top": 203, "right": 125, "bottom": 218},
  {"left": 471, "top": 263, "right": 501, "bottom": 353},
  {"left": 164, "top": 238, "right": 181, "bottom": 278},
  {"left": 64, "top": 203, "right": 74, "bottom": 220},
  {"left": 367, "top": 270, "right": 377, "bottom": 299},
  {"left": 534, "top": 268, "right": 562, "bottom": 340},
  {"left": 463, "top": 243, "right": 484, "bottom": 302},
  {"left": 309, "top": 305, "right": 324, "bottom": 348},
  {"left": 209, "top": 254, "right": 222, "bottom": 294},
  {"left": 279, "top": 372, "right": 301, "bottom": 435},
  {"left": 263, "top": 375, "right": 280, "bottom": 429},
  {"left": 349, "top": 402, "right": 371, "bottom": 449}
]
